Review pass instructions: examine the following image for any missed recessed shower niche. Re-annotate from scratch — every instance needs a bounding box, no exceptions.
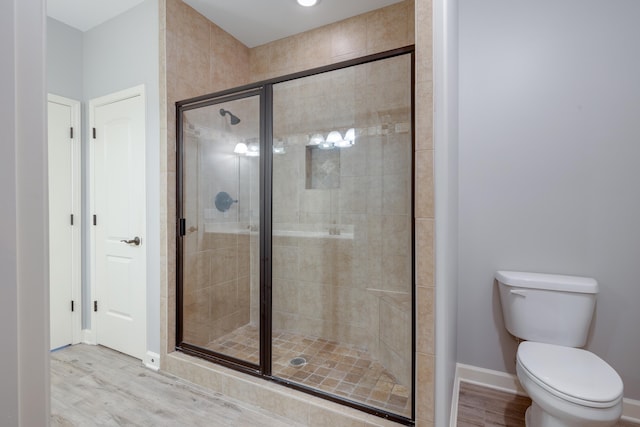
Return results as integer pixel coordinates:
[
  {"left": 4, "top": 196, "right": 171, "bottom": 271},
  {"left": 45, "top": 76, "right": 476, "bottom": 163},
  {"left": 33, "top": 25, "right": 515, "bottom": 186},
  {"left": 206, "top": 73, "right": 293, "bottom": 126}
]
[
  {"left": 306, "top": 146, "right": 341, "bottom": 189},
  {"left": 177, "top": 49, "right": 415, "bottom": 424}
]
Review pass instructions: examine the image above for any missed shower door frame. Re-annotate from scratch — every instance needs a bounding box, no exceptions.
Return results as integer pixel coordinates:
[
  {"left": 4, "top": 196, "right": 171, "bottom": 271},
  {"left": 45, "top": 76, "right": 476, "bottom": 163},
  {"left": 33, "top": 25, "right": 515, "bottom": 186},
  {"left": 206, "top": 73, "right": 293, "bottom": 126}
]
[
  {"left": 176, "top": 46, "right": 416, "bottom": 425},
  {"left": 176, "top": 86, "right": 268, "bottom": 375}
]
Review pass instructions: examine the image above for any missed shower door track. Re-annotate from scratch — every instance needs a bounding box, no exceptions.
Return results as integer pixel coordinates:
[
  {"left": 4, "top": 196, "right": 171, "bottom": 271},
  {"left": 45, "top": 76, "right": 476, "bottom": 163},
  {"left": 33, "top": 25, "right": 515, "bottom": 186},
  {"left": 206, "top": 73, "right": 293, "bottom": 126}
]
[{"left": 176, "top": 46, "right": 416, "bottom": 426}]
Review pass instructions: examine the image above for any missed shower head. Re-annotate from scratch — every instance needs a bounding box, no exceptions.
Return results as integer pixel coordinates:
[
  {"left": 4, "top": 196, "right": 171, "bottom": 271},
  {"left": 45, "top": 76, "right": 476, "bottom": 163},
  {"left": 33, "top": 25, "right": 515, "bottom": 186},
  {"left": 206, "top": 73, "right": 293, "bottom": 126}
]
[{"left": 219, "top": 108, "right": 241, "bottom": 125}]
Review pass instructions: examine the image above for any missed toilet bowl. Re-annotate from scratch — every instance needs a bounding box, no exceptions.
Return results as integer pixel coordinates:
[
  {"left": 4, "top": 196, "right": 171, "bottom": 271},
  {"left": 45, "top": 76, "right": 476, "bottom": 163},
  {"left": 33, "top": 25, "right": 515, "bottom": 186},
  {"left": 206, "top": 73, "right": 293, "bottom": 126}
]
[
  {"left": 516, "top": 341, "right": 623, "bottom": 427},
  {"left": 496, "top": 271, "right": 625, "bottom": 427}
]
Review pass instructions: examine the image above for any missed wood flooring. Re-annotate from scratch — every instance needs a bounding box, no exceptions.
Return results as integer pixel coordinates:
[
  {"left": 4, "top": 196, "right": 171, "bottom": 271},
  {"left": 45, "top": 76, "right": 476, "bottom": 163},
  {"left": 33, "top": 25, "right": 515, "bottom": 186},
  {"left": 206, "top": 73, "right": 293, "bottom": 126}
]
[
  {"left": 50, "top": 344, "right": 302, "bottom": 426},
  {"left": 456, "top": 381, "right": 639, "bottom": 427},
  {"left": 51, "top": 345, "right": 640, "bottom": 426}
]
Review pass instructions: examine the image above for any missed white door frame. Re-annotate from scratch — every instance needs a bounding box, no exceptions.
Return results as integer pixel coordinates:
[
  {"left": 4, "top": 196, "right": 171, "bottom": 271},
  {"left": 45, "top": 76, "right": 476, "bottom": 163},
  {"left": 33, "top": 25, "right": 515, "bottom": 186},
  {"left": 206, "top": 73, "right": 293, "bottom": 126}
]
[
  {"left": 48, "top": 93, "right": 82, "bottom": 348},
  {"left": 89, "top": 84, "right": 147, "bottom": 358}
]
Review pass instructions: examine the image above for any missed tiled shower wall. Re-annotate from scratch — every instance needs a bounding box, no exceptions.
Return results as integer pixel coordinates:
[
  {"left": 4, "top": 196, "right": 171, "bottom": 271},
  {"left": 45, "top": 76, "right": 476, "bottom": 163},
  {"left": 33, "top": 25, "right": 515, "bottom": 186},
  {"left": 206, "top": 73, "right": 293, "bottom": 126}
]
[
  {"left": 270, "top": 55, "right": 413, "bottom": 387},
  {"left": 181, "top": 101, "right": 260, "bottom": 347},
  {"left": 161, "top": 0, "right": 252, "bottom": 354},
  {"left": 182, "top": 228, "right": 251, "bottom": 345},
  {"left": 414, "top": 0, "right": 435, "bottom": 424},
  {"left": 160, "top": 0, "right": 435, "bottom": 424}
]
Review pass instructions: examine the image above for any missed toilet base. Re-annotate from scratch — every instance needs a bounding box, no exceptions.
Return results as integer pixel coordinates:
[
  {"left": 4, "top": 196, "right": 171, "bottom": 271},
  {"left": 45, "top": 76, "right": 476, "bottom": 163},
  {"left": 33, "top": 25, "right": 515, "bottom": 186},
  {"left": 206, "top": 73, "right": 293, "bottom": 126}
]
[
  {"left": 524, "top": 401, "right": 619, "bottom": 427},
  {"left": 526, "top": 402, "right": 561, "bottom": 427}
]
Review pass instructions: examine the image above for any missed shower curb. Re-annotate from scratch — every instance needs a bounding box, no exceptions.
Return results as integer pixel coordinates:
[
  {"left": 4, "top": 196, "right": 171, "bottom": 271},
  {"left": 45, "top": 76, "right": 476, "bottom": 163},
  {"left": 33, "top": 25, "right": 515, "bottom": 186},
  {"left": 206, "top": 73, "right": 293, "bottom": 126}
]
[{"left": 164, "top": 351, "right": 405, "bottom": 426}]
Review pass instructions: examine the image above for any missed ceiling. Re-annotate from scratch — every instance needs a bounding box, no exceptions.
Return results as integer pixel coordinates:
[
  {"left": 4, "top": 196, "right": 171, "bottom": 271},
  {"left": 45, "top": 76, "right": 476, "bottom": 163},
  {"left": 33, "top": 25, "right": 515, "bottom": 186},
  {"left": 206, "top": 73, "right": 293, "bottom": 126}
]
[
  {"left": 47, "top": 0, "right": 404, "bottom": 47},
  {"left": 47, "top": 0, "right": 146, "bottom": 33}
]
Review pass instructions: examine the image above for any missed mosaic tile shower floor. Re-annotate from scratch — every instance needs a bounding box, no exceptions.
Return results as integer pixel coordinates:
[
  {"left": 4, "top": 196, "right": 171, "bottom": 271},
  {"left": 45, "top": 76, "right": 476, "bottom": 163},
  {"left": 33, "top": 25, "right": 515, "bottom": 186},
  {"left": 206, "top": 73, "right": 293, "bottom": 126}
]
[{"left": 206, "top": 324, "right": 411, "bottom": 418}]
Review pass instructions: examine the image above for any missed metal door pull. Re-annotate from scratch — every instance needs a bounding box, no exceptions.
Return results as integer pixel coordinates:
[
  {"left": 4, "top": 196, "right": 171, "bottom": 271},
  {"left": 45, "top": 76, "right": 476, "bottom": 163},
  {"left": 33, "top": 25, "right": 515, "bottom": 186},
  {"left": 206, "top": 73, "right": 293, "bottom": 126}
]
[{"left": 121, "top": 236, "right": 141, "bottom": 246}]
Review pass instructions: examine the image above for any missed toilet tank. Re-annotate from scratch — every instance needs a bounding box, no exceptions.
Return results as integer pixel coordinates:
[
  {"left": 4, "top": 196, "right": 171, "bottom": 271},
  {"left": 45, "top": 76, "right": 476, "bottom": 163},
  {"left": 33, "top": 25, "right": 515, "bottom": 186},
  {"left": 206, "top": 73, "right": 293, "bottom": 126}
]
[{"left": 496, "top": 271, "right": 598, "bottom": 347}]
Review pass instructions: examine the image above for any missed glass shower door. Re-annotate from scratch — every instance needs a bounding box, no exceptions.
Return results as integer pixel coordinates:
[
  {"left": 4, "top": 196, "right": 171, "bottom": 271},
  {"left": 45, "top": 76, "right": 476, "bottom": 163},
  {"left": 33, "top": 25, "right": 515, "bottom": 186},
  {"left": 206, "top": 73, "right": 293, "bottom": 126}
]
[
  {"left": 177, "top": 50, "right": 414, "bottom": 424},
  {"left": 270, "top": 54, "right": 413, "bottom": 418},
  {"left": 179, "top": 93, "right": 261, "bottom": 367}
]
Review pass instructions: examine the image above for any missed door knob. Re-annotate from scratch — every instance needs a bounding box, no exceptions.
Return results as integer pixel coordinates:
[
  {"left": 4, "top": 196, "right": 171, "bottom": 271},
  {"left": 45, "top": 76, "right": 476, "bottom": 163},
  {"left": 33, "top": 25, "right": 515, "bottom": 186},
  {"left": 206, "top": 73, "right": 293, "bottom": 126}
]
[{"left": 120, "top": 236, "right": 141, "bottom": 246}]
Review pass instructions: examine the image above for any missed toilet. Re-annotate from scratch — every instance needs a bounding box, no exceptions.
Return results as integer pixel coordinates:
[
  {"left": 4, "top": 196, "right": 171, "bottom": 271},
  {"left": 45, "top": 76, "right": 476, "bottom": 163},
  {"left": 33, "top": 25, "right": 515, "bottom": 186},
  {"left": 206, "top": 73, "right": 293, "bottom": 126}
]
[{"left": 496, "top": 271, "right": 624, "bottom": 427}]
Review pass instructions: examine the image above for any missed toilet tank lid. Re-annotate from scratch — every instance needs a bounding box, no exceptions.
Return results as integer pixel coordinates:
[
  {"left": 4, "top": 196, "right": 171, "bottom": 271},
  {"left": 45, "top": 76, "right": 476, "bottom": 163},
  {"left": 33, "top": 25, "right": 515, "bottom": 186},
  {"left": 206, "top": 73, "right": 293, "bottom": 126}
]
[{"left": 495, "top": 271, "right": 598, "bottom": 294}]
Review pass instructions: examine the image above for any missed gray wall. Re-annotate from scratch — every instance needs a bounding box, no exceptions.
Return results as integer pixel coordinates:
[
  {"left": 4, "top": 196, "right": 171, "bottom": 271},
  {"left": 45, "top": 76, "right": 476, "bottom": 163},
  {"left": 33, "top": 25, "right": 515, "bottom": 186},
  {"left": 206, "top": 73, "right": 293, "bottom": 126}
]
[
  {"left": 47, "top": 0, "right": 160, "bottom": 355},
  {"left": 47, "top": 18, "right": 83, "bottom": 100},
  {"left": 458, "top": 0, "right": 640, "bottom": 398}
]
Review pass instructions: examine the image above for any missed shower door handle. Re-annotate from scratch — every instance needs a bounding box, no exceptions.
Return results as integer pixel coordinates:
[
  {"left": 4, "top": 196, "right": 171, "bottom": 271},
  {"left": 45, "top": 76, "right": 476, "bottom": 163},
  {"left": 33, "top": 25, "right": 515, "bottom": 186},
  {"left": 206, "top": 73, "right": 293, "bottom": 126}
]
[{"left": 120, "top": 236, "right": 141, "bottom": 246}]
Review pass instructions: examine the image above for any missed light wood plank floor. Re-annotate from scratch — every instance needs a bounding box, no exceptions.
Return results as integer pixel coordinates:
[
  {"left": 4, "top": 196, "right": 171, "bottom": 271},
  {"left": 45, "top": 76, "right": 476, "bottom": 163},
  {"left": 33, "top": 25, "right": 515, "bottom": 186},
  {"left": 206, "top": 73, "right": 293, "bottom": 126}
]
[
  {"left": 457, "top": 381, "right": 639, "bottom": 427},
  {"left": 50, "top": 344, "right": 303, "bottom": 427},
  {"left": 52, "top": 346, "right": 640, "bottom": 427}
]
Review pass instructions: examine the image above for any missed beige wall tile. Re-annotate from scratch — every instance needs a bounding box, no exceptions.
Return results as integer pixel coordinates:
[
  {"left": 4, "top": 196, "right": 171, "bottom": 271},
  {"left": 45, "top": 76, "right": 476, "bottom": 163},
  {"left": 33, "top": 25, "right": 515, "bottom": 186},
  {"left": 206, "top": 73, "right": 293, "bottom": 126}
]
[
  {"left": 210, "top": 247, "right": 238, "bottom": 285},
  {"left": 272, "top": 279, "right": 300, "bottom": 315},
  {"left": 382, "top": 215, "right": 411, "bottom": 258},
  {"left": 415, "top": 149, "right": 434, "bottom": 218},
  {"left": 209, "top": 280, "right": 240, "bottom": 319},
  {"left": 331, "top": 16, "right": 367, "bottom": 58},
  {"left": 307, "top": 406, "right": 366, "bottom": 427},
  {"left": 295, "top": 26, "right": 333, "bottom": 72},
  {"left": 248, "top": 44, "right": 271, "bottom": 81},
  {"left": 378, "top": 297, "right": 412, "bottom": 386},
  {"left": 415, "top": 80, "right": 433, "bottom": 151},
  {"left": 414, "top": 419, "right": 434, "bottom": 427},
  {"left": 209, "top": 24, "right": 250, "bottom": 92},
  {"left": 182, "top": 4, "right": 210, "bottom": 50},
  {"left": 416, "top": 352, "right": 435, "bottom": 423},
  {"left": 248, "top": 1, "right": 414, "bottom": 82},
  {"left": 417, "top": 286, "right": 434, "bottom": 354},
  {"left": 415, "top": 0, "right": 433, "bottom": 84},
  {"left": 415, "top": 218, "right": 435, "bottom": 286},
  {"left": 366, "top": 1, "right": 412, "bottom": 54},
  {"left": 382, "top": 174, "right": 410, "bottom": 216},
  {"left": 272, "top": 245, "right": 300, "bottom": 281},
  {"left": 382, "top": 254, "right": 412, "bottom": 293},
  {"left": 255, "top": 387, "right": 311, "bottom": 425}
]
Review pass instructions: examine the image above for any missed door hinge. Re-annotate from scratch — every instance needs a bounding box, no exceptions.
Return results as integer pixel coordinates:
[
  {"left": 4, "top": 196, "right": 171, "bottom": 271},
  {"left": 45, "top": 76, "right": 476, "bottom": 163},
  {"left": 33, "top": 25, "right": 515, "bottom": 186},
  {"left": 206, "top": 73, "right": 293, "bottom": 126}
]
[
  {"left": 70, "top": 127, "right": 74, "bottom": 139},
  {"left": 71, "top": 300, "right": 75, "bottom": 312},
  {"left": 93, "top": 214, "right": 97, "bottom": 226},
  {"left": 70, "top": 214, "right": 74, "bottom": 226},
  {"left": 179, "top": 218, "right": 186, "bottom": 236},
  {"left": 92, "top": 127, "right": 96, "bottom": 139},
  {"left": 94, "top": 301, "right": 98, "bottom": 312}
]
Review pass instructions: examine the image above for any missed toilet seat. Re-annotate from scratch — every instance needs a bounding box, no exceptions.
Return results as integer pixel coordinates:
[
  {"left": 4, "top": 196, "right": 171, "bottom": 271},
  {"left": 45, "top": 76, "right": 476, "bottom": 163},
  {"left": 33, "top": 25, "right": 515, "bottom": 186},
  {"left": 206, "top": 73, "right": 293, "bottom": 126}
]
[{"left": 517, "top": 342, "right": 623, "bottom": 408}]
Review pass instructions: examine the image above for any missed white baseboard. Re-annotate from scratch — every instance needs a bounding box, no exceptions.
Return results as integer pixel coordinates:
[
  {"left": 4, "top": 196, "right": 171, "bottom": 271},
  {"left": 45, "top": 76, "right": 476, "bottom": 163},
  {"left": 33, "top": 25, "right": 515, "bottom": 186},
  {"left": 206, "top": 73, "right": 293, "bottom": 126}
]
[
  {"left": 451, "top": 363, "right": 640, "bottom": 424},
  {"left": 81, "top": 329, "right": 96, "bottom": 345},
  {"left": 623, "top": 398, "right": 640, "bottom": 423},
  {"left": 144, "top": 351, "right": 160, "bottom": 371},
  {"left": 455, "top": 363, "right": 526, "bottom": 395}
]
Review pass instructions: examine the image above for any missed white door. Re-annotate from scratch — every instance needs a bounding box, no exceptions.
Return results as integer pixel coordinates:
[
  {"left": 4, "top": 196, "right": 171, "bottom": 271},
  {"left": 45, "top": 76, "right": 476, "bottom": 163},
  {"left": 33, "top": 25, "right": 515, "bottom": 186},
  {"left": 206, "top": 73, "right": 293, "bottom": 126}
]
[
  {"left": 90, "top": 86, "right": 146, "bottom": 360},
  {"left": 48, "top": 94, "right": 82, "bottom": 350}
]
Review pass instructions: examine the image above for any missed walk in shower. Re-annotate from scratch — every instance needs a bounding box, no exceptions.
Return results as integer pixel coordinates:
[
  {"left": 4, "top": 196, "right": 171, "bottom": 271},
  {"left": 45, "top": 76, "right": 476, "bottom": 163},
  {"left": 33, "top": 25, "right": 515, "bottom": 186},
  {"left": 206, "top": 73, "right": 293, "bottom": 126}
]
[{"left": 177, "top": 48, "right": 414, "bottom": 423}]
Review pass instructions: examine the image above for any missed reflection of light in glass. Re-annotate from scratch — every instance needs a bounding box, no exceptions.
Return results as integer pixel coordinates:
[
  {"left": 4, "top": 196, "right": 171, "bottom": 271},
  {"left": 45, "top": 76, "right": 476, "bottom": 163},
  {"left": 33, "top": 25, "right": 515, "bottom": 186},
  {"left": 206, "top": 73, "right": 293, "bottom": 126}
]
[
  {"left": 330, "top": 130, "right": 353, "bottom": 148},
  {"left": 308, "top": 133, "right": 324, "bottom": 146},
  {"left": 273, "top": 139, "right": 286, "bottom": 154},
  {"left": 319, "top": 140, "right": 334, "bottom": 150},
  {"left": 326, "top": 131, "right": 342, "bottom": 144},
  {"left": 297, "top": 0, "right": 317, "bottom": 6},
  {"left": 344, "top": 127, "right": 356, "bottom": 144},
  {"left": 246, "top": 142, "right": 259, "bottom": 157},
  {"left": 233, "top": 142, "right": 248, "bottom": 154},
  {"left": 308, "top": 129, "right": 356, "bottom": 149}
]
